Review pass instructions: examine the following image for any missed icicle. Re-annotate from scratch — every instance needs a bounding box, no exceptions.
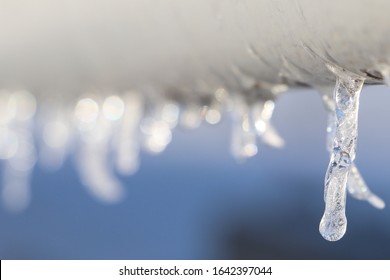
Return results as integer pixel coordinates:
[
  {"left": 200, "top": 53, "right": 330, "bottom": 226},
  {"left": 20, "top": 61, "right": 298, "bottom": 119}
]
[
  {"left": 347, "top": 166, "right": 385, "bottom": 209},
  {"left": 0, "top": 90, "right": 37, "bottom": 212},
  {"left": 319, "top": 75, "right": 364, "bottom": 241},
  {"left": 322, "top": 89, "right": 384, "bottom": 209},
  {"left": 39, "top": 115, "right": 71, "bottom": 171},
  {"left": 251, "top": 100, "right": 284, "bottom": 148},
  {"left": 140, "top": 101, "right": 173, "bottom": 154},
  {"left": 161, "top": 101, "right": 180, "bottom": 129},
  {"left": 114, "top": 92, "right": 143, "bottom": 175},
  {"left": 75, "top": 97, "right": 124, "bottom": 203},
  {"left": 230, "top": 98, "right": 258, "bottom": 161}
]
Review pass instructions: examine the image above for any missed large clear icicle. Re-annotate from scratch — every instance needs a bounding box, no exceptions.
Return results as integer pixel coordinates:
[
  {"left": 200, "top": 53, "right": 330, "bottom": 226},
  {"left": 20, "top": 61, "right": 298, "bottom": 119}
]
[
  {"left": 319, "top": 76, "right": 364, "bottom": 241},
  {"left": 324, "top": 91, "right": 384, "bottom": 209}
]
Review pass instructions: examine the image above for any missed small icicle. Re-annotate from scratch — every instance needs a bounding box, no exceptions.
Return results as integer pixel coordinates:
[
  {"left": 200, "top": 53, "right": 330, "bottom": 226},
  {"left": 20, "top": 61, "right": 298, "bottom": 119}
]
[
  {"left": 347, "top": 166, "right": 385, "bottom": 209},
  {"left": 230, "top": 99, "right": 258, "bottom": 161},
  {"left": 204, "top": 89, "right": 227, "bottom": 125},
  {"left": 75, "top": 97, "right": 124, "bottom": 203},
  {"left": 140, "top": 101, "right": 173, "bottom": 154},
  {"left": 115, "top": 92, "right": 143, "bottom": 175},
  {"left": 319, "top": 75, "right": 364, "bottom": 241},
  {"left": 322, "top": 89, "right": 384, "bottom": 209},
  {"left": 0, "top": 90, "right": 37, "bottom": 212},
  {"left": 40, "top": 116, "right": 71, "bottom": 171},
  {"left": 230, "top": 114, "right": 258, "bottom": 160},
  {"left": 251, "top": 100, "right": 284, "bottom": 148}
]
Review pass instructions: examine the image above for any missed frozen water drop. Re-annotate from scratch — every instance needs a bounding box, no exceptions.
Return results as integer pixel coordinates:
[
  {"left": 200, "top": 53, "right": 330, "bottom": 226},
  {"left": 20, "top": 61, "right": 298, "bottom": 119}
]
[{"left": 319, "top": 75, "right": 364, "bottom": 241}]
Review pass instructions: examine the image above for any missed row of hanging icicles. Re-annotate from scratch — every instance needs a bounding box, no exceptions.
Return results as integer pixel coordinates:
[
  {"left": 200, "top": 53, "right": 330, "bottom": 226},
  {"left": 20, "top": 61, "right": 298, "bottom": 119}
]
[{"left": 1, "top": 62, "right": 390, "bottom": 241}]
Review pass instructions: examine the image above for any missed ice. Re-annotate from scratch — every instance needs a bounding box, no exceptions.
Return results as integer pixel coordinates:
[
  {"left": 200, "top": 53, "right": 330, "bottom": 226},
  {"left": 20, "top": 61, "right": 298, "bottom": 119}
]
[
  {"left": 0, "top": 90, "right": 36, "bottom": 211},
  {"left": 39, "top": 117, "right": 71, "bottom": 170},
  {"left": 75, "top": 96, "right": 124, "bottom": 203},
  {"left": 114, "top": 92, "right": 143, "bottom": 175},
  {"left": 230, "top": 96, "right": 258, "bottom": 160},
  {"left": 251, "top": 99, "right": 284, "bottom": 148},
  {"left": 140, "top": 96, "right": 181, "bottom": 154},
  {"left": 0, "top": 68, "right": 385, "bottom": 242},
  {"left": 319, "top": 74, "right": 364, "bottom": 241},
  {"left": 323, "top": 89, "right": 385, "bottom": 210},
  {"left": 347, "top": 166, "right": 385, "bottom": 209},
  {"left": 230, "top": 111, "right": 258, "bottom": 160}
]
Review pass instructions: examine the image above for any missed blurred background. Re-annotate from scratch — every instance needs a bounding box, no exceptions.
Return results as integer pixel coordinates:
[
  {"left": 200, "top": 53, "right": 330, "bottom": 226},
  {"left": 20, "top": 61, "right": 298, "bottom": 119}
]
[{"left": 1, "top": 85, "right": 390, "bottom": 259}]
